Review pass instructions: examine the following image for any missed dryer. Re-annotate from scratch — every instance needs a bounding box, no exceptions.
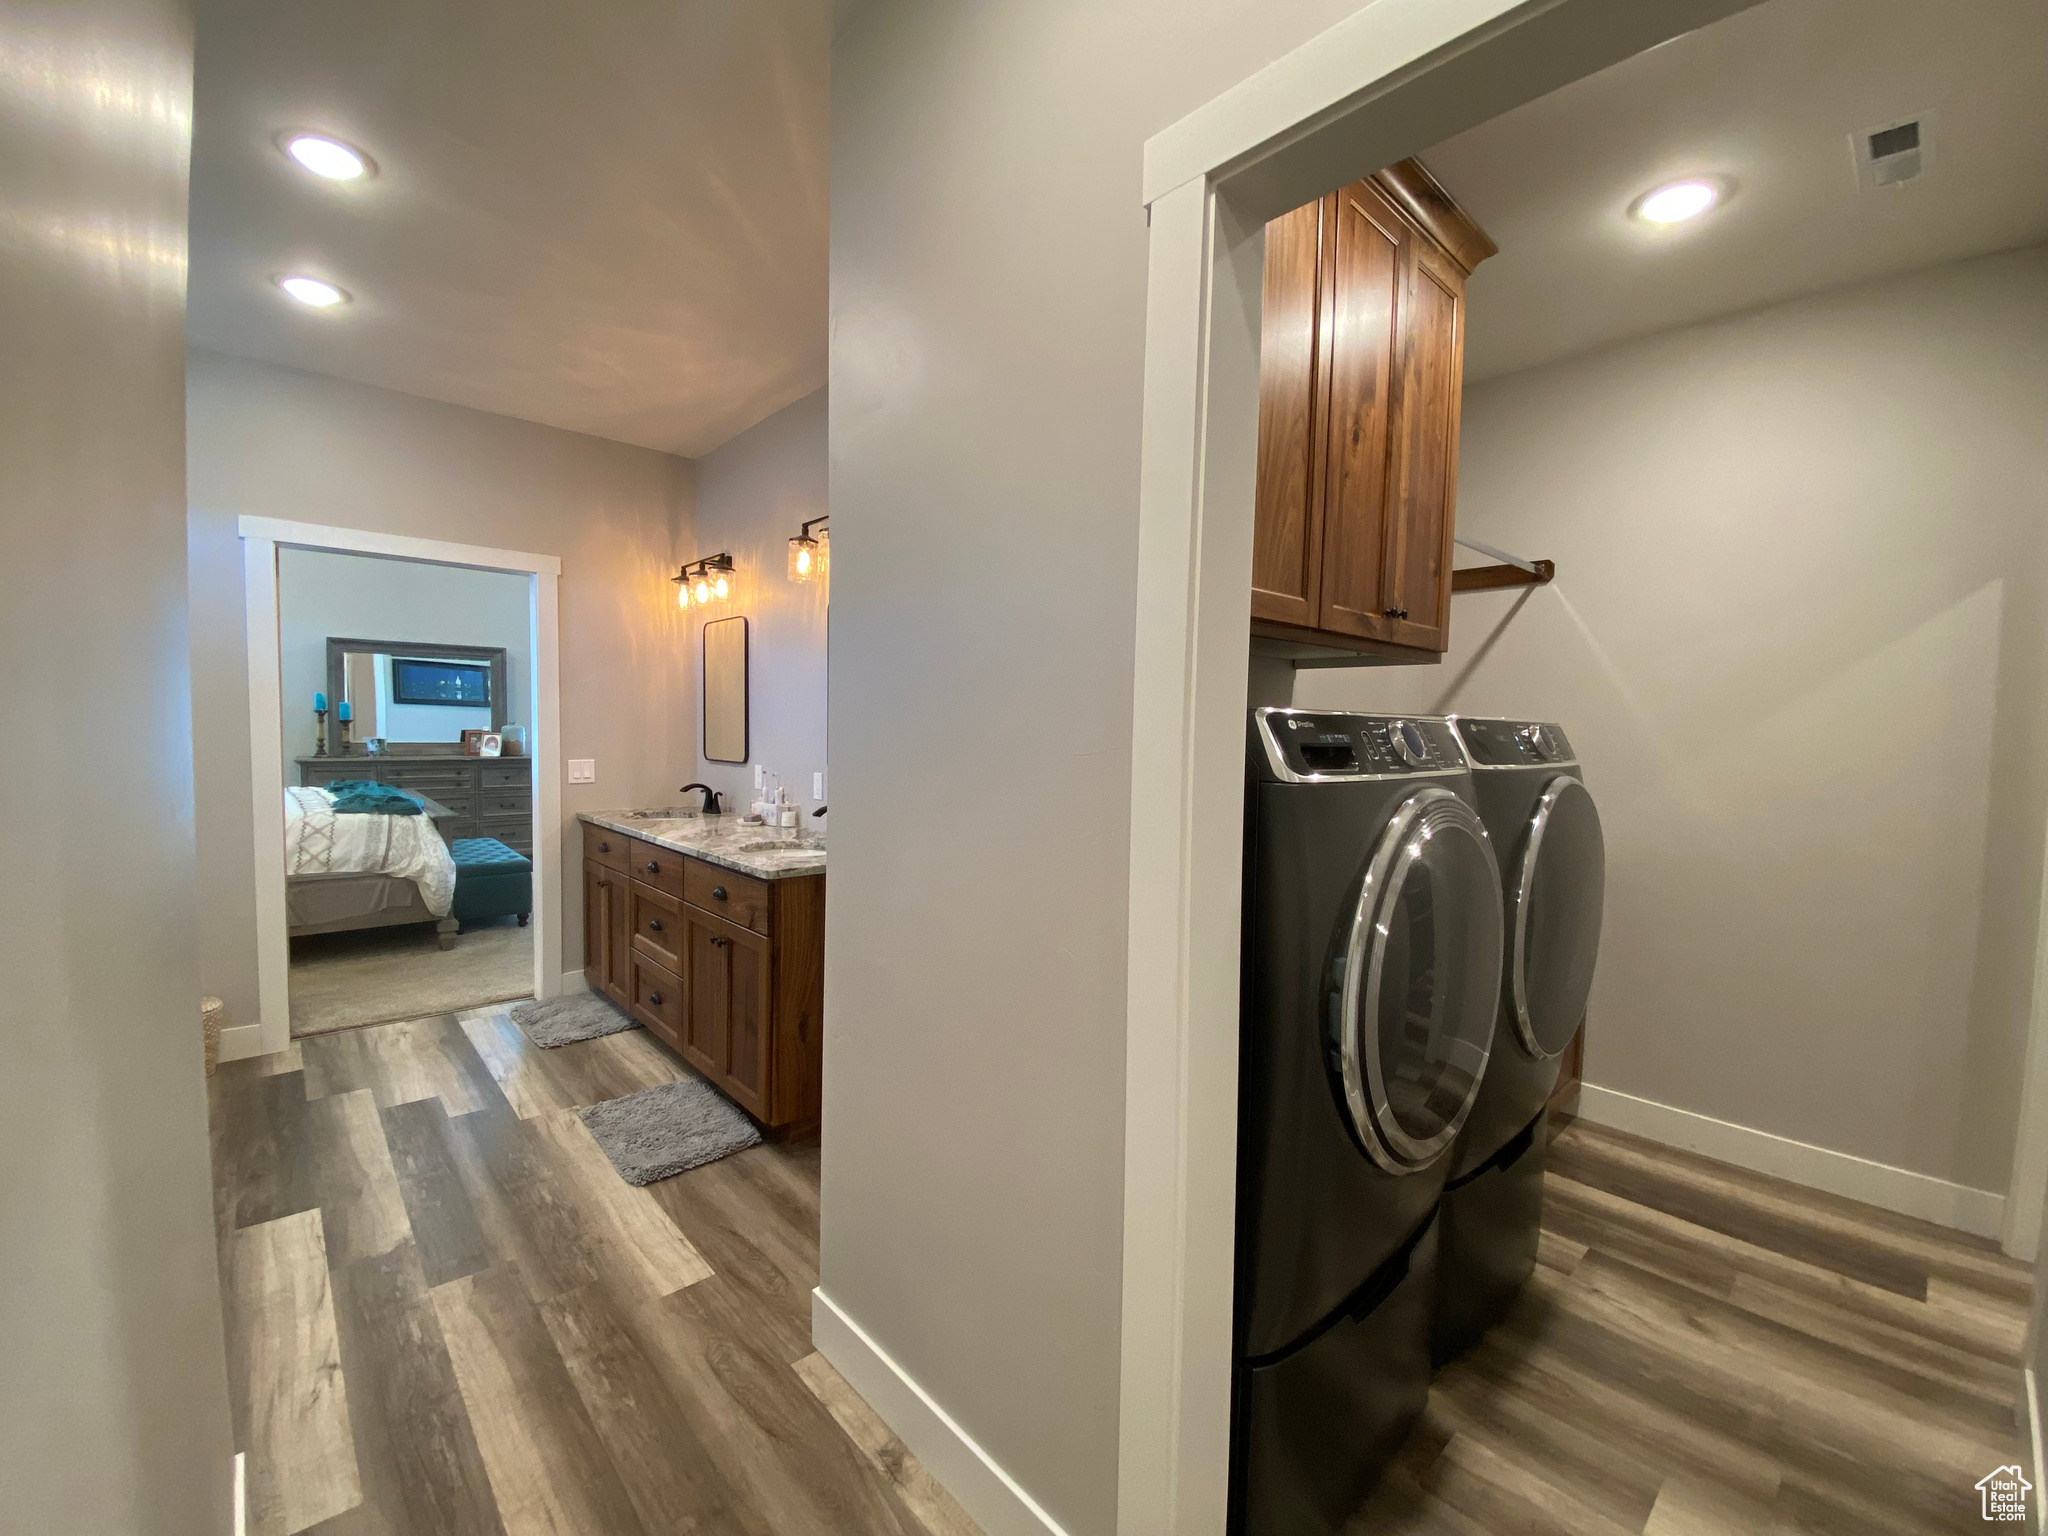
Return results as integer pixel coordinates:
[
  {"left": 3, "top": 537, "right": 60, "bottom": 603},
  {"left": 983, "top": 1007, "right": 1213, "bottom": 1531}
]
[
  {"left": 1235, "top": 708, "right": 1504, "bottom": 1535},
  {"left": 1432, "top": 716, "right": 1605, "bottom": 1364}
]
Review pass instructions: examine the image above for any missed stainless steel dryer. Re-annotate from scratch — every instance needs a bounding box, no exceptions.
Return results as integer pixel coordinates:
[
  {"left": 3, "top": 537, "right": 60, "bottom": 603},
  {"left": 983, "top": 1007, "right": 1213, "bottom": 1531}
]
[
  {"left": 1234, "top": 708, "right": 1504, "bottom": 1535},
  {"left": 1432, "top": 716, "right": 1605, "bottom": 1364}
]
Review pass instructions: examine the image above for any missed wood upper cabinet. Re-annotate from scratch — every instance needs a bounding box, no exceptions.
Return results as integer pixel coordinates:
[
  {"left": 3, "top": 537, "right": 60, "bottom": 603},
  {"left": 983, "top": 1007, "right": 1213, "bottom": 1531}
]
[{"left": 1252, "top": 159, "right": 1493, "bottom": 659}]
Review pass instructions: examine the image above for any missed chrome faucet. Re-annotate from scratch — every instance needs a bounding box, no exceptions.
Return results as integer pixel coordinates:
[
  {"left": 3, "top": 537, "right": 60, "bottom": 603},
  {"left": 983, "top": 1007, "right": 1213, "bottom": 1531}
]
[{"left": 680, "top": 782, "right": 724, "bottom": 814}]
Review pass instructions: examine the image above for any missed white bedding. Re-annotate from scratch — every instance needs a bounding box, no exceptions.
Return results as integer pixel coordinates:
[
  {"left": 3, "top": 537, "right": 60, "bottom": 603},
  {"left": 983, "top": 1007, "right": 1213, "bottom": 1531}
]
[{"left": 285, "top": 786, "right": 457, "bottom": 917}]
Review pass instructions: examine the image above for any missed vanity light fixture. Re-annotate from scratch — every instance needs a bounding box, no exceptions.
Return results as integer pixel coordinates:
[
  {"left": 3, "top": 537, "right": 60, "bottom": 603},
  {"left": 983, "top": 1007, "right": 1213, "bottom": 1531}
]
[
  {"left": 281, "top": 132, "right": 374, "bottom": 181},
  {"left": 276, "top": 274, "right": 350, "bottom": 308},
  {"left": 787, "top": 515, "right": 829, "bottom": 583},
  {"left": 673, "top": 552, "right": 736, "bottom": 610},
  {"left": 1631, "top": 177, "right": 1726, "bottom": 226}
]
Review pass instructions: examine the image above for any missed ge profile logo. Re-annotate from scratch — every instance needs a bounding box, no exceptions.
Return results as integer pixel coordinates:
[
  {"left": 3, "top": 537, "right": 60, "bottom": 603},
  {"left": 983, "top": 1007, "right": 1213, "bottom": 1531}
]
[{"left": 1976, "top": 1464, "right": 2031, "bottom": 1522}]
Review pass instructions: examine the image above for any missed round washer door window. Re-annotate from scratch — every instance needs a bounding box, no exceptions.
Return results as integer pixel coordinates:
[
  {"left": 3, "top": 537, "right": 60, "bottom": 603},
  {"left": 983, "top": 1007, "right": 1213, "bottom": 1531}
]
[
  {"left": 1509, "top": 775, "right": 1605, "bottom": 1059},
  {"left": 1329, "top": 787, "right": 1504, "bottom": 1173}
]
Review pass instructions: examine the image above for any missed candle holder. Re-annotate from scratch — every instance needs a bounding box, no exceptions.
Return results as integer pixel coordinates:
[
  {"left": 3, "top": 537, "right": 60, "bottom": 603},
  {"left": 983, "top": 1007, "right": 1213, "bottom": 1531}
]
[
  {"left": 314, "top": 705, "right": 329, "bottom": 756},
  {"left": 338, "top": 717, "right": 353, "bottom": 753}
]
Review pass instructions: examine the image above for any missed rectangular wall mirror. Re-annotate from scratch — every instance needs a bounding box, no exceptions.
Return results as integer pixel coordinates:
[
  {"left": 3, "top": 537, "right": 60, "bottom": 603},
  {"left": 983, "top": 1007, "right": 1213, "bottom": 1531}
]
[
  {"left": 326, "top": 637, "right": 507, "bottom": 747},
  {"left": 703, "top": 615, "right": 750, "bottom": 764}
]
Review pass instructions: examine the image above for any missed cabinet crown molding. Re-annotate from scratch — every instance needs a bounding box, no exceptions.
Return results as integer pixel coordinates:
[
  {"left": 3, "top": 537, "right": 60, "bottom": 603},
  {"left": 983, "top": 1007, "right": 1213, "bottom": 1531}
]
[{"left": 1371, "top": 158, "right": 1498, "bottom": 275}]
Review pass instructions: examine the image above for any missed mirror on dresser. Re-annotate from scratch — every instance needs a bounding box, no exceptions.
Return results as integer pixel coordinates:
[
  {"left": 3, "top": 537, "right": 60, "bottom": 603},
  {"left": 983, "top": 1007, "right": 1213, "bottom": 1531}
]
[{"left": 297, "top": 636, "right": 532, "bottom": 855}]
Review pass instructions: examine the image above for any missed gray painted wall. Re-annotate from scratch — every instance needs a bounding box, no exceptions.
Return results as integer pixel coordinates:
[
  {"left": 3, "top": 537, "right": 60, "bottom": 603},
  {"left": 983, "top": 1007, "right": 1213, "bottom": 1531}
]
[
  {"left": 827, "top": 3, "right": 1378, "bottom": 1529},
  {"left": 1300, "top": 245, "right": 2048, "bottom": 1195},
  {"left": 689, "top": 387, "right": 829, "bottom": 816},
  {"left": 277, "top": 548, "right": 533, "bottom": 771},
  {"left": 188, "top": 350, "right": 697, "bottom": 1023},
  {"left": 0, "top": 0, "right": 237, "bottom": 1526}
]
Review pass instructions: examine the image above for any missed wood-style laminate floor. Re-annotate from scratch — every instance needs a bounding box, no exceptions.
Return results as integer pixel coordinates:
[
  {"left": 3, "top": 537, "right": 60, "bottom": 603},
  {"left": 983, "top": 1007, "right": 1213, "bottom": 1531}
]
[
  {"left": 1357, "top": 1118, "right": 2033, "bottom": 1536},
  {"left": 209, "top": 1006, "right": 982, "bottom": 1536},
  {"left": 214, "top": 1012, "right": 2033, "bottom": 1536}
]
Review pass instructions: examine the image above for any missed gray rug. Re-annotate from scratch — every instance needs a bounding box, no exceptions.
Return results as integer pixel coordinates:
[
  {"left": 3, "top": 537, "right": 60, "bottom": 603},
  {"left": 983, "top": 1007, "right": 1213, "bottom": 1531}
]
[
  {"left": 511, "top": 992, "right": 639, "bottom": 1048},
  {"left": 578, "top": 1078, "right": 762, "bottom": 1185}
]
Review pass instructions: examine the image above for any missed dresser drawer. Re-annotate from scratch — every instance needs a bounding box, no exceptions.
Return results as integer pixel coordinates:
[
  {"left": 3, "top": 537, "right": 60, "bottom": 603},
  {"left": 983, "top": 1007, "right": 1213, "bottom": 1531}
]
[
  {"left": 629, "top": 838, "right": 689, "bottom": 899},
  {"left": 424, "top": 791, "right": 477, "bottom": 820},
  {"left": 480, "top": 762, "right": 531, "bottom": 790},
  {"left": 380, "top": 762, "right": 474, "bottom": 793},
  {"left": 583, "top": 823, "right": 631, "bottom": 873},
  {"left": 627, "top": 951, "right": 684, "bottom": 1050},
  {"left": 478, "top": 789, "right": 531, "bottom": 819},
  {"left": 477, "top": 817, "right": 532, "bottom": 855},
  {"left": 308, "top": 761, "right": 376, "bottom": 785},
  {"left": 684, "top": 858, "right": 770, "bottom": 934},
  {"left": 627, "top": 881, "right": 685, "bottom": 973}
]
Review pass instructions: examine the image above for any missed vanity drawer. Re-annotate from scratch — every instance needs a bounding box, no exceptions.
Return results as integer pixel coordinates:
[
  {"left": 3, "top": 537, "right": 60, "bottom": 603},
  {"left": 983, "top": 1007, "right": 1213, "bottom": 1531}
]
[
  {"left": 583, "top": 823, "right": 632, "bottom": 874},
  {"left": 478, "top": 789, "right": 532, "bottom": 819},
  {"left": 627, "top": 951, "right": 684, "bottom": 1050},
  {"left": 480, "top": 763, "right": 531, "bottom": 790},
  {"left": 628, "top": 882, "right": 685, "bottom": 973},
  {"left": 630, "top": 838, "right": 689, "bottom": 899},
  {"left": 685, "top": 858, "right": 770, "bottom": 934}
]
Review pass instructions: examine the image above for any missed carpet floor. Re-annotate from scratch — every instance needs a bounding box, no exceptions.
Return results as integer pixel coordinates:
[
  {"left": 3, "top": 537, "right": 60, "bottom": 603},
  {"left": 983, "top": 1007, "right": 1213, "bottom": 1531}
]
[{"left": 289, "top": 916, "right": 532, "bottom": 1037}]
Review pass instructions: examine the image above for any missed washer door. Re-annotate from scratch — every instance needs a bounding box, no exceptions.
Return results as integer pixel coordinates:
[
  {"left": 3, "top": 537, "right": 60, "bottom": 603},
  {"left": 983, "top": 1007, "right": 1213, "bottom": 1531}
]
[
  {"left": 1329, "top": 787, "right": 1503, "bottom": 1173},
  {"left": 1508, "top": 775, "right": 1605, "bottom": 1059}
]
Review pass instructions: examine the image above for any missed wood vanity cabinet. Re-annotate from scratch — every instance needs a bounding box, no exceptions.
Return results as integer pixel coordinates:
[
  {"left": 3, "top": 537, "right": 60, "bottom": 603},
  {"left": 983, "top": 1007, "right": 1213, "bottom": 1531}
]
[
  {"left": 1251, "top": 160, "right": 1496, "bottom": 661},
  {"left": 580, "top": 823, "right": 823, "bottom": 1134}
]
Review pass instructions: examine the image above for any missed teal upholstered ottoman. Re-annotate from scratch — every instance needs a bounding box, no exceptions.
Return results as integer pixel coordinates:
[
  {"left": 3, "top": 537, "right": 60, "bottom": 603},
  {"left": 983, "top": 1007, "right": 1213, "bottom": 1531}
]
[{"left": 449, "top": 838, "right": 533, "bottom": 931}]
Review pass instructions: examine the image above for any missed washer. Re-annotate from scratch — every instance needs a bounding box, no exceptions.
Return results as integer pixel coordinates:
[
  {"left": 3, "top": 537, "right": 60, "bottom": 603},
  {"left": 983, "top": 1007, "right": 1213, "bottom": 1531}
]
[
  {"left": 1234, "top": 708, "right": 1504, "bottom": 1535},
  {"left": 1431, "top": 716, "right": 1605, "bottom": 1364}
]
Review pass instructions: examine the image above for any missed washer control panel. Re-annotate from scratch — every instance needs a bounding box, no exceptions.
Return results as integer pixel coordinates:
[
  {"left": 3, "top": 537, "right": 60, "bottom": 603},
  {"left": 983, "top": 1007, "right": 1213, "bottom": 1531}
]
[
  {"left": 1255, "top": 709, "right": 1462, "bottom": 781},
  {"left": 1451, "top": 716, "right": 1576, "bottom": 768}
]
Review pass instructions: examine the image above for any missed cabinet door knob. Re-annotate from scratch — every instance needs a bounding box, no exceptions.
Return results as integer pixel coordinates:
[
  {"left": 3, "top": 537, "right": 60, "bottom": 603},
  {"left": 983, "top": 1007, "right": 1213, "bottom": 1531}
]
[
  {"left": 648, "top": 992, "right": 663, "bottom": 1006},
  {"left": 599, "top": 841, "right": 610, "bottom": 853},
  {"left": 712, "top": 935, "right": 729, "bottom": 948},
  {"left": 648, "top": 919, "right": 663, "bottom": 932},
  {"left": 646, "top": 861, "right": 660, "bottom": 874},
  {"left": 711, "top": 885, "right": 728, "bottom": 901}
]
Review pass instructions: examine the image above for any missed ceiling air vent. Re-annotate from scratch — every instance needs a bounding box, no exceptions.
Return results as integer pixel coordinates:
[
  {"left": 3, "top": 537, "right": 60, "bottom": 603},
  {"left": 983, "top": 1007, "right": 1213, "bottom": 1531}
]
[{"left": 1853, "top": 111, "right": 1937, "bottom": 191}]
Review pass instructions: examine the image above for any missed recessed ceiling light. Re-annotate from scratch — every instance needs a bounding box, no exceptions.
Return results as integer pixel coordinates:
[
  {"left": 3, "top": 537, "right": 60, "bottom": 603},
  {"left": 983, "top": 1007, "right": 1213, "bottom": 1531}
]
[
  {"left": 281, "top": 133, "right": 372, "bottom": 181},
  {"left": 276, "top": 274, "right": 349, "bottom": 308},
  {"left": 1632, "top": 178, "right": 1724, "bottom": 225}
]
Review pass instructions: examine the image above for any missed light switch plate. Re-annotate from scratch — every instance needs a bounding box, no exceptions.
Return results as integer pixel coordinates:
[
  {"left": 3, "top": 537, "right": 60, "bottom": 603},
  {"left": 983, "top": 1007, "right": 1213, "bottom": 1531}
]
[
  {"left": 814, "top": 772, "right": 824, "bottom": 798},
  {"left": 568, "top": 758, "right": 595, "bottom": 784}
]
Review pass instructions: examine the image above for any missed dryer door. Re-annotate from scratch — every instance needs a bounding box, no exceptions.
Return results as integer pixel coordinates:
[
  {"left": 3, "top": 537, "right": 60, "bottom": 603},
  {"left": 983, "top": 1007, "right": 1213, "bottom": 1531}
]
[
  {"left": 1507, "top": 775, "right": 1605, "bottom": 1059},
  {"left": 1330, "top": 787, "right": 1504, "bottom": 1173}
]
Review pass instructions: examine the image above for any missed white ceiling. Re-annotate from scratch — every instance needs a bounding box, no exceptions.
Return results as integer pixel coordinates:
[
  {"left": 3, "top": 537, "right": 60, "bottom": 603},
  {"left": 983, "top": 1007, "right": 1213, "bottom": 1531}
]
[
  {"left": 188, "top": 0, "right": 828, "bottom": 458},
  {"left": 1420, "top": 0, "right": 2048, "bottom": 383}
]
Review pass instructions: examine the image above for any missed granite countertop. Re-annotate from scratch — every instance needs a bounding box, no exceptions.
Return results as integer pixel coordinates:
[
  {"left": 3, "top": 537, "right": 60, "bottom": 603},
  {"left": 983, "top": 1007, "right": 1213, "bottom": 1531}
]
[{"left": 579, "top": 808, "right": 826, "bottom": 880}]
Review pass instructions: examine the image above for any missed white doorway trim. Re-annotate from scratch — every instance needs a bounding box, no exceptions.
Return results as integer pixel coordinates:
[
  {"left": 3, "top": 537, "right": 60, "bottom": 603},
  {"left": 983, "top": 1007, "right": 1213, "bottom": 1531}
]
[
  {"left": 2002, "top": 834, "right": 2048, "bottom": 1260},
  {"left": 1117, "top": 1, "right": 1761, "bottom": 1530},
  {"left": 232, "top": 515, "right": 564, "bottom": 1062}
]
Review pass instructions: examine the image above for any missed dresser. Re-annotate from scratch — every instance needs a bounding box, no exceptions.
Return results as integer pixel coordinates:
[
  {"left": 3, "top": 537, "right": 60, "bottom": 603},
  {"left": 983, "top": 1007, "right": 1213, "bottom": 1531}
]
[{"left": 296, "top": 753, "right": 533, "bottom": 854}]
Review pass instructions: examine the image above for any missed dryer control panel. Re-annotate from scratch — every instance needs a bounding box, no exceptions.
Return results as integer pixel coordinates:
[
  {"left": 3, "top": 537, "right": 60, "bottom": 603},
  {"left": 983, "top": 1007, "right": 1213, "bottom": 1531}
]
[
  {"left": 1451, "top": 717, "right": 1576, "bottom": 768},
  {"left": 1254, "top": 709, "right": 1463, "bottom": 782}
]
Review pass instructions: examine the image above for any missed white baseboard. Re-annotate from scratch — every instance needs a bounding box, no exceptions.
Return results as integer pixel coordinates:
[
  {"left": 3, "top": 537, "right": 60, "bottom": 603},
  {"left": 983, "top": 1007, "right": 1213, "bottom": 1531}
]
[
  {"left": 216, "top": 1022, "right": 264, "bottom": 1064},
  {"left": 233, "top": 1450, "right": 246, "bottom": 1536},
  {"left": 559, "top": 969, "right": 589, "bottom": 996},
  {"left": 1577, "top": 1083, "right": 2005, "bottom": 1239},
  {"left": 812, "top": 1288, "right": 1072, "bottom": 1536}
]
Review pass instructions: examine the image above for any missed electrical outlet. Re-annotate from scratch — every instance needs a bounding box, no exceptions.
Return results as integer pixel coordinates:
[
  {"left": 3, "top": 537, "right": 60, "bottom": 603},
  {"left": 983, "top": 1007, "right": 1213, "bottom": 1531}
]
[
  {"left": 568, "top": 758, "right": 595, "bottom": 784},
  {"left": 813, "top": 772, "right": 824, "bottom": 799}
]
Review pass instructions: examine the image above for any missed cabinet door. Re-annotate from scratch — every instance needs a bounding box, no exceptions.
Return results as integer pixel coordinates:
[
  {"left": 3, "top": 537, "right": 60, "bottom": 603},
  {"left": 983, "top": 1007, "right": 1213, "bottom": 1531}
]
[
  {"left": 606, "top": 877, "right": 632, "bottom": 1005},
  {"left": 684, "top": 910, "right": 768, "bottom": 1119},
  {"left": 1314, "top": 180, "right": 1407, "bottom": 642},
  {"left": 582, "top": 860, "right": 609, "bottom": 995},
  {"left": 1379, "top": 233, "right": 1467, "bottom": 653},
  {"left": 1251, "top": 196, "right": 1328, "bottom": 627}
]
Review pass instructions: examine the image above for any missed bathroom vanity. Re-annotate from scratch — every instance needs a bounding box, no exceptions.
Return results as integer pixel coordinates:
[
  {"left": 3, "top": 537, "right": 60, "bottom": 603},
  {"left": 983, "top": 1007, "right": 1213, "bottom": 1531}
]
[{"left": 580, "top": 810, "right": 824, "bottom": 1135}]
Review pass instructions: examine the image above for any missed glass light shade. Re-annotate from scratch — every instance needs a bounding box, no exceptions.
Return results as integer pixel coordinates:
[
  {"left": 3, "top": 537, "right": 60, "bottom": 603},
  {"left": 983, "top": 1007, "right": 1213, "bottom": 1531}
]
[
  {"left": 712, "top": 571, "right": 730, "bottom": 600},
  {"left": 693, "top": 575, "right": 713, "bottom": 605},
  {"left": 789, "top": 536, "right": 820, "bottom": 581},
  {"left": 676, "top": 578, "right": 692, "bottom": 609}
]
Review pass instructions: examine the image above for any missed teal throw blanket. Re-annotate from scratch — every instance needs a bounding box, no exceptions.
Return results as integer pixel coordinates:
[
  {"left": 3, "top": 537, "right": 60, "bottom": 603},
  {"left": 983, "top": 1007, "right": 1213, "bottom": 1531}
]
[{"left": 326, "top": 782, "right": 424, "bottom": 816}]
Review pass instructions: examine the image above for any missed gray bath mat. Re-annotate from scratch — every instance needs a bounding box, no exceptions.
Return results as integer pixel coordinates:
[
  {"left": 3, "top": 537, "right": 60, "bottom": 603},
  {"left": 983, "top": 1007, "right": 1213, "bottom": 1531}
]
[
  {"left": 578, "top": 1078, "right": 762, "bottom": 1185},
  {"left": 511, "top": 992, "right": 639, "bottom": 1048}
]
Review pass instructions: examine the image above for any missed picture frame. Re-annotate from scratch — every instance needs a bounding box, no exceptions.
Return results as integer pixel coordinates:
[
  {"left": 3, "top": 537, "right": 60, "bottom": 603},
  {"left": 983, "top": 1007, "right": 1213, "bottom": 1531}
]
[
  {"left": 461, "top": 728, "right": 489, "bottom": 756},
  {"left": 479, "top": 732, "right": 503, "bottom": 758}
]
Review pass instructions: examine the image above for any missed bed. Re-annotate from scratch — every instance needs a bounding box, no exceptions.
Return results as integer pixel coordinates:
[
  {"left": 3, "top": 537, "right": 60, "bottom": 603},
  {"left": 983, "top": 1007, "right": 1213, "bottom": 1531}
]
[{"left": 285, "top": 785, "right": 466, "bottom": 949}]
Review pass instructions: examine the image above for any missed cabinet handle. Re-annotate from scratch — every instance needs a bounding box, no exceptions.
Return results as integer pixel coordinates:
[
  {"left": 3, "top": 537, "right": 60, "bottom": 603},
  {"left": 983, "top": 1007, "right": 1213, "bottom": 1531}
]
[
  {"left": 646, "top": 861, "right": 661, "bottom": 874},
  {"left": 648, "top": 919, "right": 663, "bottom": 932},
  {"left": 649, "top": 992, "right": 664, "bottom": 1006},
  {"left": 711, "top": 935, "right": 729, "bottom": 948},
  {"left": 711, "top": 885, "right": 727, "bottom": 901},
  {"left": 1383, "top": 606, "right": 1410, "bottom": 620}
]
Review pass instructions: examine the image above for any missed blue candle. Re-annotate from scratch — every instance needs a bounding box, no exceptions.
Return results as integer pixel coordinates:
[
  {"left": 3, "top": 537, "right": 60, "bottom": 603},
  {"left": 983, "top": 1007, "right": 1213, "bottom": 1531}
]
[
  {"left": 337, "top": 700, "right": 352, "bottom": 722},
  {"left": 314, "top": 691, "right": 327, "bottom": 712}
]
